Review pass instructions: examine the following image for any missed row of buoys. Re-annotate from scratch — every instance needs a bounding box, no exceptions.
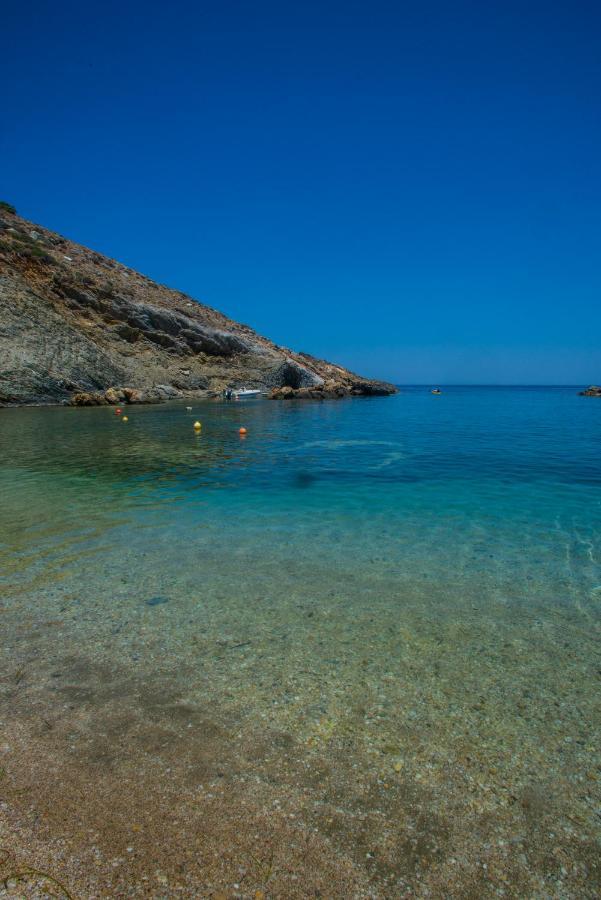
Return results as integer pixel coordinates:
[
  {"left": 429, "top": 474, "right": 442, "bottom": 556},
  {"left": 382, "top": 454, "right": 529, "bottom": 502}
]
[
  {"left": 113, "top": 407, "right": 246, "bottom": 434},
  {"left": 194, "top": 421, "right": 247, "bottom": 436}
]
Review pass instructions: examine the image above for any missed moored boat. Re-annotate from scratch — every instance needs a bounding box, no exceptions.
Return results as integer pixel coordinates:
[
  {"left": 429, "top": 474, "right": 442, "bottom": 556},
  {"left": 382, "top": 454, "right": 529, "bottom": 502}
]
[{"left": 232, "top": 387, "right": 262, "bottom": 399}]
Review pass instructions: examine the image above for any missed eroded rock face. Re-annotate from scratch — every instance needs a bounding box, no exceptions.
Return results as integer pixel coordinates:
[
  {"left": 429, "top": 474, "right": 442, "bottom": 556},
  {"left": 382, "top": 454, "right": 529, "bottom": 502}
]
[
  {"left": 0, "top": 209, "right": 398, "bottom": 406},
  {"left": 268, "top": 359, "right": 323, "bottom": 390},
  {"left": 579, "top": 385, "right": 601, "bottom": 397}
]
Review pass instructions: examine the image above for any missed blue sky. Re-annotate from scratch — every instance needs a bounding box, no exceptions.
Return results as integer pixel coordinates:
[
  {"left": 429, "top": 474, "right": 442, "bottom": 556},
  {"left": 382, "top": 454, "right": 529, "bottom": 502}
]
[{"left": 2, "top": 0, "right": 600, "bottom": 383}]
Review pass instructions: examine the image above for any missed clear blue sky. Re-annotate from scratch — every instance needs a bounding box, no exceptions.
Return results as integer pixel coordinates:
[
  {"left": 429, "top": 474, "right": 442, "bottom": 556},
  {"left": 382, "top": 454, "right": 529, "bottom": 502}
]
[{"left": 2, "top": 1, "right": 600, "bottom": 383}]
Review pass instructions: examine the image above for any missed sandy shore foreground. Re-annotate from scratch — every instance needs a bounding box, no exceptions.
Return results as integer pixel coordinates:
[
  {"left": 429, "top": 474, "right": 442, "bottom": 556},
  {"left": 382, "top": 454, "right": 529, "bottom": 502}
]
[
  {"left": 1, "top": 721, "right": 371, "bottom": 899},
  {"left": 1, "top": 695, "right": 600, "bottom": 900},
  {"left": 1, "top": 580, "right": 600, "bottom": 899}
]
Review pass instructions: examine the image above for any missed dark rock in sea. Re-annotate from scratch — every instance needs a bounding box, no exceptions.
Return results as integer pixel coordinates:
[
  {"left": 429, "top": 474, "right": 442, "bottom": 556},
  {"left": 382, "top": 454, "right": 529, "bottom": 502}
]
[
  {"left": 579, "top": 385, "right": 601, "bottom": 397},
  {"left": 0, "top": 209, "right": 397, "bottom": 405}
]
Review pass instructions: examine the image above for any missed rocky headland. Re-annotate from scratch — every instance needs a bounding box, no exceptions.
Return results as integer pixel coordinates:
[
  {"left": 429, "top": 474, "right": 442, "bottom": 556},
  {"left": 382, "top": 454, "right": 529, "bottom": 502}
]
[
  {"left": 0, "top": 204, "right": 396, "bottom": 406},
  {"left": 579, "top": 385, "right": 601, "bottom": 397}
]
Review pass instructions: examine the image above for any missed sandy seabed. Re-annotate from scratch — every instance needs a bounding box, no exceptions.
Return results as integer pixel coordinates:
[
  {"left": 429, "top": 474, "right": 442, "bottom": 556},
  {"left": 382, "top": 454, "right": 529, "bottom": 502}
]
[{"left": 0, "top": 576, "right": 600, "bottom": 900}]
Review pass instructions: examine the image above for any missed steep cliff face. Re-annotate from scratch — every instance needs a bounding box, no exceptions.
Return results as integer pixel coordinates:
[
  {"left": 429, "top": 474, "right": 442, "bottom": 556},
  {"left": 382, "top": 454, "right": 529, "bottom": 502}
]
[{"left": 0, "top": 207, "right": 397, "bottom": 406}]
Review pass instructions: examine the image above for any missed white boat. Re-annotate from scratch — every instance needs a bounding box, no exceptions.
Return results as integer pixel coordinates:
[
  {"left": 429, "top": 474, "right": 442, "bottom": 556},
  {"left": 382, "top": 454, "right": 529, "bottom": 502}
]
[{"left": 233, "top": 387, "right": 262, "bottom": 398}]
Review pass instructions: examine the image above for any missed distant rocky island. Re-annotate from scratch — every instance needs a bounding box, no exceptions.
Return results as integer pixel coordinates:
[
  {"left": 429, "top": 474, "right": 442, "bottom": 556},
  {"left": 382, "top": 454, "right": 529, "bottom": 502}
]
[
  {"left": 0, "top": 203, "right": 396, "bottom": 406},
  {"left": 579, "top": 385, "right": 601, "bottom": 397}
]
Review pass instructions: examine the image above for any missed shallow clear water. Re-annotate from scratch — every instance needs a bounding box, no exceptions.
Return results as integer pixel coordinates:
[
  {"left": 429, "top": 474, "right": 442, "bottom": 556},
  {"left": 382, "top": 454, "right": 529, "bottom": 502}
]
[{"left": 1, "top": 387, "right": 600, "bottom": 895}]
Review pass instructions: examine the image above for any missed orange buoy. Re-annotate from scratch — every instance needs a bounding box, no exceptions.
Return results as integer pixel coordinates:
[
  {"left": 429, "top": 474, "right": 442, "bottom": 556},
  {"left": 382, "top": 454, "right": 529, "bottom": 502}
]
[
  {"left": 115, "top": 407, "right": 122, "bottom": 415},
  {"left": 239, "top": 427, "right": 247, "bottom": 435}
]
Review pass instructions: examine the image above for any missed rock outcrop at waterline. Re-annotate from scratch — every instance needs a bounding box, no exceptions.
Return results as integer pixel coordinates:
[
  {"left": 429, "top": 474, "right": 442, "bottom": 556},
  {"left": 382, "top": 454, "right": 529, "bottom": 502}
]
[
  {"left": 269, "top": 380, "right": 394, "bottom": 399},
  {"left": 579, "top": 385, "right": 601, "bottom": 397},
  {"left": 68, "top": 385, "right": 183, "bottom": 406},
  {"left": 0, "top": 206, "right": 396, "bottom": 406}
]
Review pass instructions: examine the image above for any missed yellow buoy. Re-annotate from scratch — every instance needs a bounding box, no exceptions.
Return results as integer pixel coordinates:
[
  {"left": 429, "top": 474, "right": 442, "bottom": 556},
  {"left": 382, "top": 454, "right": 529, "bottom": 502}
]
[
  {"left": 122, "top": 416, "right": 129, "bottom": 422},
  {"left": 194, "top": 421, "right": 202, "bottom": 431}
]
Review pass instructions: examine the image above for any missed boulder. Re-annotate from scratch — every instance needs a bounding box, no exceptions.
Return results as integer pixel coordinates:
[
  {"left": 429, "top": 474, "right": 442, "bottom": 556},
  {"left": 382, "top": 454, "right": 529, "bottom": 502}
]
[
  {"left": 104, "top": 386, "right": 126, "bottom": 404},
  {"left": 154, "top": 384, "right": 182, "bottom": 400},
  {"left": 269, "top": 386, "right": 296, "bottom": 399},
  {"left": 123, "top": 388, "right": 156, "bottom": 404},
  {"left": 122, "top": 387, "right": 141, "bottom": 403},
  {"left": 68, "top": 391, "right": 108, "bottom": 406},
  {"left": 122, "top": 385, "right": 182, "bottom": 404},
  {"left": 323, "top": 380, "right": 349, "bottom": 398}
]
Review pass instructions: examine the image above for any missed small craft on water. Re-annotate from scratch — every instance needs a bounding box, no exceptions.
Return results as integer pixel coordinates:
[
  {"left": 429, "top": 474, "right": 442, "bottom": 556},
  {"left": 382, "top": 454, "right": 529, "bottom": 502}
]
[
  {"left": 223, "top": 387, "right": 262, "bottom": 400},
  {"left": 431, "top": 388, "right": 442, "bottom": 394}
]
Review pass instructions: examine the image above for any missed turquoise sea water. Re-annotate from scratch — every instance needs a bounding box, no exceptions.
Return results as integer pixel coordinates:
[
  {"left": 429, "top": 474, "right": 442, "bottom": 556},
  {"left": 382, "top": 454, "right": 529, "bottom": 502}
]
[{"left": 1, "top": 387, "right": 600, "bottom": 895}]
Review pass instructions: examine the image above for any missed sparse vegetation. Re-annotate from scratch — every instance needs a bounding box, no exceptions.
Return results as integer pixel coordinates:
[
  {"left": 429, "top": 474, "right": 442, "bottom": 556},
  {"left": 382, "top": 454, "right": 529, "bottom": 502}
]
[
  {"left": 16, "top": 245, "right": 53, "bottom": 264},
  {"left": 0, "top": 201, "right": 16, "bottom": 214},
  {"left": 11, "top": 231, "right": 36, "bottom": 246}
]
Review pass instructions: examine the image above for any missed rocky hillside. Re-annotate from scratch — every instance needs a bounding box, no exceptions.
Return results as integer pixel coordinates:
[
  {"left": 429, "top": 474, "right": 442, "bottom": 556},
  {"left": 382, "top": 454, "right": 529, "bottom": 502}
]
[{"left": 0, "top": 204, "right": 396, "bottom": 406}]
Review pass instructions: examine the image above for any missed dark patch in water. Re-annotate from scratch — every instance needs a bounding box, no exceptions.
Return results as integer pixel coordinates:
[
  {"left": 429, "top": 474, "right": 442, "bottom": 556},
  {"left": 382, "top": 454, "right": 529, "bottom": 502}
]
[
  {"left": 294, "top": 471, "right": 317, "bottom": 488},
  {"left": 146, "top": 596, "right": 169, "bottom": 606}
]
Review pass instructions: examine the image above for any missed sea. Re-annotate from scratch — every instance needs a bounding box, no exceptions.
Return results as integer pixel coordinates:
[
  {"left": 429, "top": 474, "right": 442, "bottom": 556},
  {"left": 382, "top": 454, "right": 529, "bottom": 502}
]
[{"left": 0, "top": 386, "right": 599, "bottom": 897}]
